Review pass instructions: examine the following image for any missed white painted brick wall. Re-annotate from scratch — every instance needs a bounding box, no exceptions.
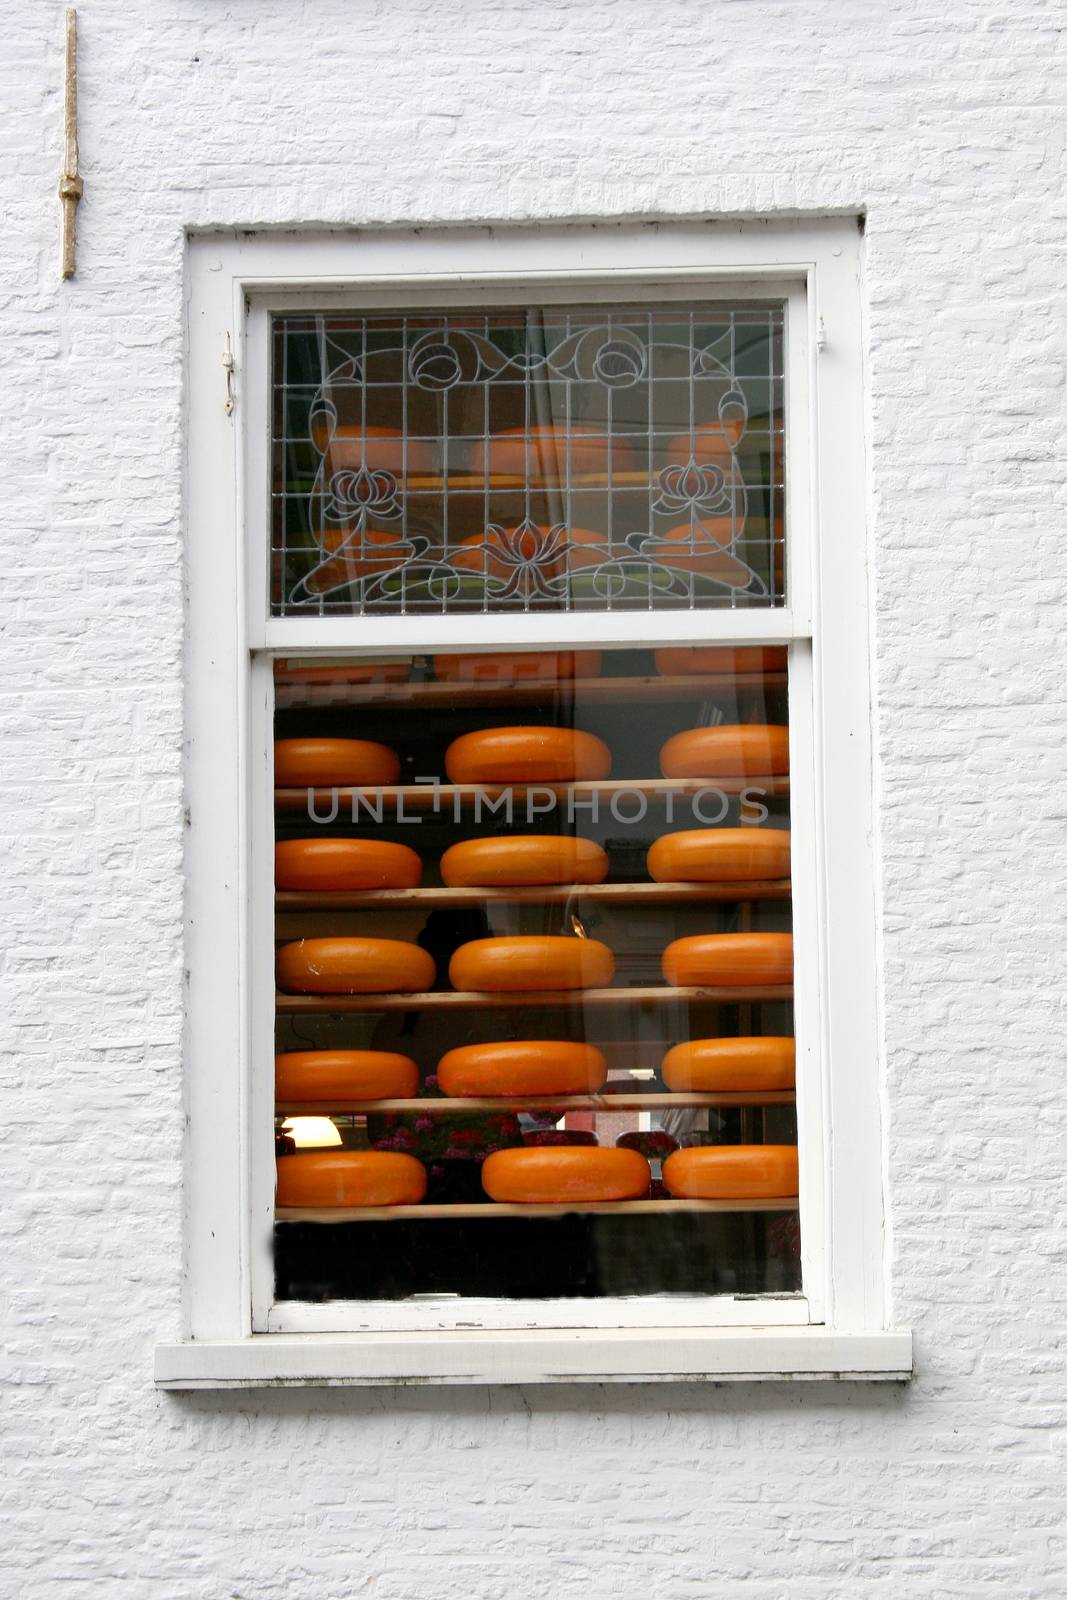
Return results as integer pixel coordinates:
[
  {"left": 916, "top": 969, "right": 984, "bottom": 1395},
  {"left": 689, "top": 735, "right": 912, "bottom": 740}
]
[{"left": 2, "top": 0, "right": 1065, "bottom": 1594}]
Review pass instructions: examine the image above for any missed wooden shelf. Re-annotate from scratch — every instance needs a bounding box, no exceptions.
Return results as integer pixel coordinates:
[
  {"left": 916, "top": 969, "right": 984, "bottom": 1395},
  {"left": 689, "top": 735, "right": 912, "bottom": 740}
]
[
  {"left": 276, "top": 1090, "right": 796, "bottom": 1115},
  {"left": 276, "top": 984, "right": 793, "bottom": 1013},
  {"left": 275, "top": 1197, "right": 798, "bottom": 1222},
  {"left": 276, "top": 776, "right": 790, "bottom": 815},
  {"left": 274, "top": 671, "right": 786, "bottom": 711},
  {"left": 276, "top": 879, "right": 791, "bottom": 912}
]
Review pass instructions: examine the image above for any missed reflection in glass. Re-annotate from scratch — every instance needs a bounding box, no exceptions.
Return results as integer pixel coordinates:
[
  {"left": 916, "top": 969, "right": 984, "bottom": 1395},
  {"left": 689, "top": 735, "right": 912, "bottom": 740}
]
[
  {"left": 270, "top": 306, "right": 785, "bottom": 615},
  {"left": 272, "top": 647, "right": 799, "bottom": 1302}
]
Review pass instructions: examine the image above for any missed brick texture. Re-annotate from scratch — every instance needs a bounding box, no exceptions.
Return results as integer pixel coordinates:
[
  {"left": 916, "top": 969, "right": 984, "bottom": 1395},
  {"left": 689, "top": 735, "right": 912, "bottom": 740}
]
[{"left": 2, "top": 1, "right": 1066, "bottom": 1596}]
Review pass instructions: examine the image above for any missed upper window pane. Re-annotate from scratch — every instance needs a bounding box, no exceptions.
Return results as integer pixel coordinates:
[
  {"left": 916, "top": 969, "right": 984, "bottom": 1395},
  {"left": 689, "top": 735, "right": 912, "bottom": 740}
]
[{"left": 270, "top": 304, "right": 785, "bottom": 616}]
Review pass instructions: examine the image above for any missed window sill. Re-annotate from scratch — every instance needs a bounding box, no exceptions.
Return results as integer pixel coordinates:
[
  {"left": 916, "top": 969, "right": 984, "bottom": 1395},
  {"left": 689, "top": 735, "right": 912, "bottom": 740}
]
[{"left": 155, "top": 1326, "right": 912, "bottom": 1388}]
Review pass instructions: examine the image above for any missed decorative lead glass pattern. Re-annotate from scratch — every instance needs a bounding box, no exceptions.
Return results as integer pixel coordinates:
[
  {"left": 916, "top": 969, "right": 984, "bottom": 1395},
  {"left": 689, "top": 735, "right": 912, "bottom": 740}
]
[{"left": 270, "top": 305, "right": 785, "bottom": 616}]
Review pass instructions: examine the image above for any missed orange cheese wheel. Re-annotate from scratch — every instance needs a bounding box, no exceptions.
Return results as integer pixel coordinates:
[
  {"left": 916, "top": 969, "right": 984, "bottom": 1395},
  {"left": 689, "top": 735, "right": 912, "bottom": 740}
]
[
  {"left": 481, "top": 1146, "right": 650, "bottom": 1204},
  {"left": 469, "top": 426, "right": 638, "bottom": 479},
  {"left": 321, "top": 424, "right": 435, "bottom": 475},
  {"left": 275, "top": 1050, "right": 420, "bottom": 1102},
  {"left": 440, "top": 835, "right": 609, "bottom": 888},
  {"left": 662, "top": 932, "right": 793, "bottom": 988},
  {"left": 449, "top": 936, "right": 615, "bottom": 992},
  {"left": 661, "top": 1037, "right": 796, "bottom": 1092},
  {"left": 437, "top": 1040, "right": 607, "bottom": 1097},
  {"left": 445, "top": 726, "right": 611, "bottom": 784},
  {"left": 654, "top": 647, "right": 788, "bottom": 677},
  {"left": 647, "top": 828, "right": 790, "bottom": 883},
  {"left": 274, "top": 738, "right": 400, "bottom": 788},
  {"left": 277, "top": 937, "right": 435, "bottom": 994},
  {"left": 451, "top": 524, "right": 605, "bottom": 584},
  {"left": 646, "top": 522, "right": 755, "bottom": 586},
  {"left": 434, "top": 650, "right": 602, "bottom": 683},
  {"left": 276, "top": 1150, "right": 427, "bottom": 1208},
  {"left": 305, "top": 528, "right": 417, "bottom": 595},
  {"left": 275, "top": 838, "right": 423, "bottom": 891},
  {"left": 662, "top": 1144, "right": 798, "bottom": 1200},
  {"left": 659, "top": 724, "right": 789, "bottom": 778}
]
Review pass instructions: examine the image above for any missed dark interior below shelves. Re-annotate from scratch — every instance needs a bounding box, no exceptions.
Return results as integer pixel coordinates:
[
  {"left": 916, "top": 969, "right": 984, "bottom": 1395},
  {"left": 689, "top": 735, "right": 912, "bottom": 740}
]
[{"left": 274, "top": 1209, "right": 801, "bottom": 1302}]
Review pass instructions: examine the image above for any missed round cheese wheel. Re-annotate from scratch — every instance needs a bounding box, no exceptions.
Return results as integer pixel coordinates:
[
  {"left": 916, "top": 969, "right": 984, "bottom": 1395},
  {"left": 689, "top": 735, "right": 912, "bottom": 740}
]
[
  {"left": 659, "top": 724, "right": 790, "bottom": 778},
  {"left": 275, "top": 838, "right": 423, "bottom": 891},
  {"left": 437, "top": 1040, "right": 607, "bottom": 1097},
  {"left": 433, "top": 650, "right": 602, "bottom": 683},
  {"left": 662, "top": 1144, "right": 799, "bottom": 1200},
  {"left": 451, "top": 524, "right": 605, "bottom": 584},
  {"left": 320, "top": 424, "right": 435, "bottom": 475},
  {"left": 469, "top": 426, "right": 638, "bottom": 479},
  {"left": 274, "top": 738, "right": 400, "bottom": 788},
  {"left": 275, "top": 1050, "right": 420, "bottom": 1102},
  {"left": 646, "top": 521, "right": 755, "bottom": 585},
  {"left": 440, "top": 835, "right": 609, "bottom": 888},
  {"left": 445, "top": 726, "right": 611, "bottom": 784},
  {"left": 661, "top": 1037, "right": 796, "bottom": 1092},
  {"left": 481, "top": 1146, "right": 650, "bottom": 1203},
  {"left": 449, "top": 936, "right": 615, "bottom": 993},
  {"left": 662, "top": 932, "right": 793, "bottom": 988},
  {"left": 647, "top": 828, "right": 790, "bottom": 883},
  {"left": 305, "top": 527, "right": 416, "bottom": 595},
  {"left": 276, "top": 1150, "right": 428, "bottom": 1208},
  {"left": 277, "top": 937, "right": 435, "bottom": 994},
  {"left": 654, "top": 647, "right": 788, "bottom": 677}
]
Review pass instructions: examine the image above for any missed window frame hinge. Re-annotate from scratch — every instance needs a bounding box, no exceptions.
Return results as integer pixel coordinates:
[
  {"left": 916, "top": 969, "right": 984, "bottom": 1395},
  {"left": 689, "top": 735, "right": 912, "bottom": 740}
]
[{"left": 223, "top": 332, "right": 236, "bottom": 416}]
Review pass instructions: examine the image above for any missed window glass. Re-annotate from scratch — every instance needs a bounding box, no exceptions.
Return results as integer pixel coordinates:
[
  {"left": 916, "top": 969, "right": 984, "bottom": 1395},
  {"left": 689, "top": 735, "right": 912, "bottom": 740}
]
[
  {"left": 270, "top": 305, "right": 785, "bottom": 616},
  {"left": 273, "top": 647, "right": 798, "bottom": 1303}
]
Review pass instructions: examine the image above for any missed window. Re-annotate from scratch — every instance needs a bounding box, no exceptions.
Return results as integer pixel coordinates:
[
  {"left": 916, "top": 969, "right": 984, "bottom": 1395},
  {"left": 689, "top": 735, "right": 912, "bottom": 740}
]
[{"left": 159, "top": 223, "right": 910, "bottom": 1385}]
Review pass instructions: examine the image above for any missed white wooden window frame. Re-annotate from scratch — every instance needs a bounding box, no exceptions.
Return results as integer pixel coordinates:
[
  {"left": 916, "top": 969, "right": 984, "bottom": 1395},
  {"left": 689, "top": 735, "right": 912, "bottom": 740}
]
[{"left": 157, "top": 220, "right": 911, "bottom": 1387}]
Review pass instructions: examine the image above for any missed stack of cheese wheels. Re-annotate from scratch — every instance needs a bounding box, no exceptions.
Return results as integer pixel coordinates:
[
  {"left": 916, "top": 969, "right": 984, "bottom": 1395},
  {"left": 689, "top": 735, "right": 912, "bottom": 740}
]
[
  {"left": 434, "top": 650, "right": 602, "bottom": 683},
  {"left": 468, "top": 425, "right": 638, "bottom": 480},
  {"left": 660, "top": 724, "right": 789, "bottom": 778},
  {"left": 437, "top": 1040, "right": 607, "bottom": 1097},
  {"left": 445, "top": 726, "right": 611, "bottom": 784},
  {"left": 274, "top": 737, "right": 400, "bottom": 788},
  {"left": 440, "top": 835, "right": 609, "bottom": 888},
  {"left": 276, "top": 1150, "right": 428, "bottom": 1208},
  {"left": 481, "top": 1146, "right": 650, "bottom": 1204},
  {"left": 321, "top": 423, "right": 435, "bottom": 475},
  {"left": 275, "top": 838, "right": 423, "bottom": 891},
  {"left": 275, "top": 1050, "right": 420, "bottom": 1103},
  {"left": 662, "top": 932, "right": 793, "bottom": 988},
  {"left": 654, "top": 647, "right": 788, "bottom": 677},
  {"left": 647, "top": 828, "right": 790, "bottom": 884},
  {"left": 449, "top": 936, "right": 615, "bottom": 993},
  {"left": 662, "top": 1144, "right": 799, "bottom": 1200},
  {"left": 662, "top": 1037, "right": 796, "bottom": 1092},
  {"left": 277, "top": 937, "right": 435, "bottom": 994}
]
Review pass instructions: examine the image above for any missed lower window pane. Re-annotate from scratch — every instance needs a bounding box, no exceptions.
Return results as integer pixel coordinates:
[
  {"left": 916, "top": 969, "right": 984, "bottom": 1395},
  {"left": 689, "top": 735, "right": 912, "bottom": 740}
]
[{"left": 272, "top": 645, "right": 799, "bottom": 1302}]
